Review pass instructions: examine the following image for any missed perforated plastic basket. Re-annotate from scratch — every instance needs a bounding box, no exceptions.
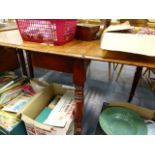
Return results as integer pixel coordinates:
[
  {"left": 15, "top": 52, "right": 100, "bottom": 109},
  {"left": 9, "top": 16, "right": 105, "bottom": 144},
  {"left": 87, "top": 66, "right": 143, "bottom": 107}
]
[{"left": 16, "top": 19, "right": 77, "bottom": 45}]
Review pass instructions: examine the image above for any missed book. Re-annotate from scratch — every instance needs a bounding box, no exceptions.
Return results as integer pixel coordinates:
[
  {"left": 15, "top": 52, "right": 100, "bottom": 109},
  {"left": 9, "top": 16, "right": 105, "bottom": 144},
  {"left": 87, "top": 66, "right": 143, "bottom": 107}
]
[
  {"left": 2, "top": 94, "right": 30, "bottom": 113},
  {"left": 0, "top": 86, "right": 23, "bottom": 106},
  {"left": 0, "top": 110, "right": 19, "bottom": 131},
  {"left": 48, "top": 95, "right": 62, "bottom": 110},
  {"left": 0, "top": 76, "right": 14, "bottom": 88},
  {"left": 35, "top": 107, "right": 52, "bottom": 124},
  {"left": 0, "top": 77, "right": 28, "bottom": 95}
]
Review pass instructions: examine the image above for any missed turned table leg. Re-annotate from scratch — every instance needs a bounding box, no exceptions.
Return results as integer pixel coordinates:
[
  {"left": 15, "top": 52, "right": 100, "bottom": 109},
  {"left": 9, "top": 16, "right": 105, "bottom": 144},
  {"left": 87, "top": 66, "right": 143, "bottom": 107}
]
[
  {"left": 73, "top": 59, "right": 86, "bottom": 134},
  {"left": 128, "top": 66, "right": 143, "bottom": 102}
]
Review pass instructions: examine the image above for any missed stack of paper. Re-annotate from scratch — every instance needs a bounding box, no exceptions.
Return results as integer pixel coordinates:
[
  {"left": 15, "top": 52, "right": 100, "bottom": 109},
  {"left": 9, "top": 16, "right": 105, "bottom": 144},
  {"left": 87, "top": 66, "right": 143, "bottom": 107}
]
[
  {"left": 44, "top": 91, "right": 75, "bottom": 127},
  {"left": 0, "top": 110, "right": 19, "bottom": 131}
]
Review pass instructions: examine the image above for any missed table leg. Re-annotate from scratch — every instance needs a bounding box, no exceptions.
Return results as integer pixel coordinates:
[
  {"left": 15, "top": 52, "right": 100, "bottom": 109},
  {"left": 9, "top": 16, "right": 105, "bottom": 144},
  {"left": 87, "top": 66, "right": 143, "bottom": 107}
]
[
  {"left": 16, "top": 49, "right": 28, "bottom": 76},
  {"left": 25, "top": 51, "right": 34, "bottom": 78},
  {"left": 128, "top": 66, "right": 143, "bottom": 102},
  {"left": 73, "top": 59, "right": 86, "bottom": 134}
]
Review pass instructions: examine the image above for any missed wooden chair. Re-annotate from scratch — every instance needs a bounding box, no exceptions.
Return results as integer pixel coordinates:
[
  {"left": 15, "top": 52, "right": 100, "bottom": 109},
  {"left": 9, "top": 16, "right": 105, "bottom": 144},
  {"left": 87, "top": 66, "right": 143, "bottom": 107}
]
[{"left": 143, "top": 68, "right": 155, "bottom": 91}]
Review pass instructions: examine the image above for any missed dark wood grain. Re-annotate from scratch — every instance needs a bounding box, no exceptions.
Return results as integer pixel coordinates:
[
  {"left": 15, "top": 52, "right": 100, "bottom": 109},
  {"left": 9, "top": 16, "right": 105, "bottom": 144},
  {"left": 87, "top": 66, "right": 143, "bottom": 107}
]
[
  {"left": 0, "top": 46, "right": 19, "bottom": 72},
  {"left": 73, "top": 59, "right": 86, "bottom": 134},
  {"left": 31, "top": 52, "right": 75, "bottom": 73}
]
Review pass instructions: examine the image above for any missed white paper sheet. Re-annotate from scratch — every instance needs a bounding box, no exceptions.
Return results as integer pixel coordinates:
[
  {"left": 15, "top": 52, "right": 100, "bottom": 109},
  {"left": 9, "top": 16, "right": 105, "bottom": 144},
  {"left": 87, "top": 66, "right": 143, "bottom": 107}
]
[{"left": 44, "top": 91, "right": 74, "bottom": 127}]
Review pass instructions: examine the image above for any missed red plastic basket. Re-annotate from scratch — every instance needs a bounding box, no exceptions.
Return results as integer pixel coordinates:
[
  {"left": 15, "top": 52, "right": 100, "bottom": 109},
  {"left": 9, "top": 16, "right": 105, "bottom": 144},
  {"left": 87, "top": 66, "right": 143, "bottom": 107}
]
[{"left": 16, "top": 19, "right": 77, "bottom": 45}]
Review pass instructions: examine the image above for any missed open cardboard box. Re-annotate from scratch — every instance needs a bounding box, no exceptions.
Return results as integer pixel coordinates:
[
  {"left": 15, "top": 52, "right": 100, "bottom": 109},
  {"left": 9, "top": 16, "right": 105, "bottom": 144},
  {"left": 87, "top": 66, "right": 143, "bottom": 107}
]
[
  {"left": 101, "top": 24, "right": 155, "bottom": 57},
  {"left": 21, "top": 83, "right": 75, "bottom": 135}
]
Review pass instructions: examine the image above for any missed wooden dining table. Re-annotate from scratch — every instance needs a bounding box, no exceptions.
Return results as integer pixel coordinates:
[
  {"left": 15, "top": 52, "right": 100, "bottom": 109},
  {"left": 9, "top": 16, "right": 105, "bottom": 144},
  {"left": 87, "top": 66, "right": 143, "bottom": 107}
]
[{"left": 0, "top": 29, "right": 155, "bottom": 134}]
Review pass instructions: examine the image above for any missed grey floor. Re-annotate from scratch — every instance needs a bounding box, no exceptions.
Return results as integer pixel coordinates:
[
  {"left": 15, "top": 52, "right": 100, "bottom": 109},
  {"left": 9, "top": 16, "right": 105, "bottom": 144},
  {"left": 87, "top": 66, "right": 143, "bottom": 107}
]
[{"left": 25, "top": 61, "right": 155, "bottom": 135}]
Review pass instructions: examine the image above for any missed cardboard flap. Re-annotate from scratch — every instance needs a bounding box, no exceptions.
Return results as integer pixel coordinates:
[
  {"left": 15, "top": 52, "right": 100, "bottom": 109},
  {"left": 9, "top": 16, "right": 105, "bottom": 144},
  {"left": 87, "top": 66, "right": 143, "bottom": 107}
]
[
  {"left": 34, "top": 121, "right": 51, "bottom": 131},
  {"left": 105, "top": 23, "right": 134, "bottom": 32},
  {"left": 22, "top": 114, "right": 34, "bottom": 125},
  {"left": 22, "top": 84, "right": 55, "bottom": 119},
  {"left": 52, "top": 83, "right": 67, "bottom": 95},
  {"left": 108, "top": 102, "right": 155, "bottom": 120}
]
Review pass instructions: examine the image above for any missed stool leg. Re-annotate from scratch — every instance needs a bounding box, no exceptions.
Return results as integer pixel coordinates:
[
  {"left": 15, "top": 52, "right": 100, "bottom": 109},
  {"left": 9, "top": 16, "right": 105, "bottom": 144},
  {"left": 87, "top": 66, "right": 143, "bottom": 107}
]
[{"left": 128, "top": 67, "right": 143, "bottom": 102}]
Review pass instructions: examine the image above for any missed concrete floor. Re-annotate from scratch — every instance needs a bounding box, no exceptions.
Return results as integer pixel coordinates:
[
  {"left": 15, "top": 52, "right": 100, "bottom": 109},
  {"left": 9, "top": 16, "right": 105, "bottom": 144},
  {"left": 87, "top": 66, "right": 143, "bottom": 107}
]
[{"left": 30, "top": 60, "right": 155, "bottom": 134}]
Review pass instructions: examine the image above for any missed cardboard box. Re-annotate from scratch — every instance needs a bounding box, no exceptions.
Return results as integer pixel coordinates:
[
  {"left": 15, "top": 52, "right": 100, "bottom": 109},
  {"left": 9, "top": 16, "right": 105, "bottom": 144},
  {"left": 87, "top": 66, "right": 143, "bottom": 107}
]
[
  {"left": 21, "top": 83, "right": 75, "bottom": 135},
  {"left": 101, "top": 25, "right": 155, "bottom": 57}
]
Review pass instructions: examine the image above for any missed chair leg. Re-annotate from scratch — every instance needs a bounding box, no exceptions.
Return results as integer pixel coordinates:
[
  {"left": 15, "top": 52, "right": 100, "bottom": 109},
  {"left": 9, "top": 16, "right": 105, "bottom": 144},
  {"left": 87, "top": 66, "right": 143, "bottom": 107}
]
[
  {"left": 145, "top": 69, "right": 155, "bottom": 91},
  {"left": 114, "top": 63, "right": 119, "bottom": 71},
  {"left": 108, "top": 62, "right": 112, "bottom": 81},
  {"left": 86, "top": 60, "right": 91, "bottom": 77},
  {"left": 143, "top": 68, "right": 151, "bottom": 86},
  {"left": 113, "top": 63, "right": 115, "bottom": 70},
  {"left": 115, "top": 64, "right": 124, "bottom": 81},
  {"left": 148, "top": 69, "right": 151, "bottom": 78},
  {"left": 143, "top": 68, "right": 149, "bottom": 76},
  {"left": 151, "top": 82, "right": 155, "bottom": 91}
]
